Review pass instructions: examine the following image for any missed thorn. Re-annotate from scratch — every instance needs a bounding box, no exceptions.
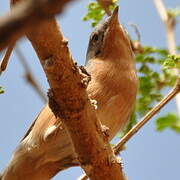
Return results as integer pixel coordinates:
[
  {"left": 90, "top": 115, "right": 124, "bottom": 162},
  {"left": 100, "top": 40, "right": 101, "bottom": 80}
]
[{"left": 0, "top": 43, "right": 15, "bottom": 75}]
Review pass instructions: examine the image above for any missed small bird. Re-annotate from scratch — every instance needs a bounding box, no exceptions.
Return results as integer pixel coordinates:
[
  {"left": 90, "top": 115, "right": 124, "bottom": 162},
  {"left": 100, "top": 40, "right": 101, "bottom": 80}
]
[{"left": 1, "top": 7, "right": 138, "bottom": 180}]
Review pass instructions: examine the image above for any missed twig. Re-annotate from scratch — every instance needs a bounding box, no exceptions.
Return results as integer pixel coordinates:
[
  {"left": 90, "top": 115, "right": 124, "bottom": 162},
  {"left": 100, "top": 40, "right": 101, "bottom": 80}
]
[
  {"left": 0, "top": 42, "right": 15, "bottom": 74},
  {"left": 0, "top": 43, "right": 46, "bottom": 101},
  {"left": 0, "top": 0, "right": 76, "bottom": 50},
  {"left": 129, "top": 23, "right": 141, "bottom": 42},
  {"left": 153, "top": 0, "right": 180, "bottom": 114},
  {"left": 77, "top": 173, "right": 88, "bottom": 180},
  {"left": 15, "top": 46, "right": 47, "bottom": 102},
  {"left": 113, "top": 77, "right": 180, "bottom": 154},
  {"left": 153, "top": 0, "right": 168, "bottom": 23},
  {"left": 153, "top": 0, "right": 176, "bottom": 54}
]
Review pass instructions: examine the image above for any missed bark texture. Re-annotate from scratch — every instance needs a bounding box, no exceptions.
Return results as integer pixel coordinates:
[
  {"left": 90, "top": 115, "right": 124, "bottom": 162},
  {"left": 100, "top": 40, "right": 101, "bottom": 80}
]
[
  {"left": 0, "top": 0, "right": 76, "bottom": 49},
  {"left": 1, "top": 1, "right": 126, "bottom": 180}
]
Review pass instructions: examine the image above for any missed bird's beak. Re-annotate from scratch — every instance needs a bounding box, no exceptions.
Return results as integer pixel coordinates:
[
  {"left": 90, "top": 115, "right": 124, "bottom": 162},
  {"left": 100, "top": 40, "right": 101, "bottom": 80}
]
[
  {"left": 108, "top": 6, "right": 119, "bottom": 29},
  {"left": 101, "top": 7, "right": 120, "bottom": 56},
  {"left": 101, "top": 6, "right": 133, "bottom": 59}
]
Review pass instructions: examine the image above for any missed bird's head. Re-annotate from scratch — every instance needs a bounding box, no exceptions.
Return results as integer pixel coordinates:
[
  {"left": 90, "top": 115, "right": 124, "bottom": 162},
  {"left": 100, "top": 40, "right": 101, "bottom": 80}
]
[{"left": 86, "top": 7, "right": 133, "bottom": 63}]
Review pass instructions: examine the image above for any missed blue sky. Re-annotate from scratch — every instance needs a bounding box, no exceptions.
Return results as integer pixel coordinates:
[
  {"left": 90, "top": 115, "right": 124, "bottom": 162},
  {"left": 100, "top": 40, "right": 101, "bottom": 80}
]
[{"left": 0, "top": 0, "right": 180, "bottom": 180}]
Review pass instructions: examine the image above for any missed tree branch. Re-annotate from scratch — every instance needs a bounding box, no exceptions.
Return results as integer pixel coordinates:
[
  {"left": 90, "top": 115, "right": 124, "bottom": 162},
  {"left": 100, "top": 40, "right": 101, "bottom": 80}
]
[
  {"left": 26, "top": 19, "right": 125, "bottom": 180},
  {"left": 77, "top": 174, "right": 88, "bottom": 180},
  {"left": 78, "top": 77, "right": 180, "bottom": 180},
  {"left": 153, "top": 0, "right": 180, "bottom": 114},
  {"left": 0, "top": 42, "right": 15, "bottom": 74},
  {"left": 114, "top": 77, "right": 180, "bottom": 154},
  {"left": 153, "top": 0, "right": 176, "bottom": 54},
  {"left": 15, "top": 46, "right": 47, "bottom": 102},
  {"left": 1, "top": 1, "right": 126, "bottom": 180},
  {"left": 78, "top": 173, "right": 88, "bottom": 180},
  {"left": 0, "top": 0, "right": 76, "bottom": 50},
  {"left": 0, "top": 43, "right": 47, "bottom": 102},
  {"left": 153, "top": 0, "right": 168, "bottom": 23}
]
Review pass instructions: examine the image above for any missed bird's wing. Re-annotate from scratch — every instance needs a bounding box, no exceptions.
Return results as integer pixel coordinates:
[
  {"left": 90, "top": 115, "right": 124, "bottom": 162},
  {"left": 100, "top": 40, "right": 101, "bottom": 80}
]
[{"left": 21, "top": 104, "right": 59, "bottom": 141}]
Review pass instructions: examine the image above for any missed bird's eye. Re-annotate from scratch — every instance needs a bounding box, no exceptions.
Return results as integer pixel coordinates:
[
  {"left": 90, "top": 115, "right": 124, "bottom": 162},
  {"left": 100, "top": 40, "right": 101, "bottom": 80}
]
[{"left": 92, "top": 34, "right": 99, "bottom": 41}]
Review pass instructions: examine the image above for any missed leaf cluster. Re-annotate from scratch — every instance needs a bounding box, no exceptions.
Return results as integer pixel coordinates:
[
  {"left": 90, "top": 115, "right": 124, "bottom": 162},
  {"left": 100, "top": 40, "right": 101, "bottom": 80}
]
[
  {"left": 156, "top": 113, "right": 180, "bottom": 133},
  {"left": 167, "top": 6, "right": 180, "bottom": 18},
  {"left": 83, "top": 1, "right": 117, "bottom": 27},
  {"left": 132, "top": 46, "right": 179, "bottom": 133},
  {"left": 0, "top": 86, "right": 4, "bottom": 94},
  {"left": 83, "top": 1, "right": 180, "bottom": 135},
  {"left": 163, "top": 54, "right": 180, "bottom": 69},
  {"left": 136, "top": 46, "right": 178, "bottom": 116}
]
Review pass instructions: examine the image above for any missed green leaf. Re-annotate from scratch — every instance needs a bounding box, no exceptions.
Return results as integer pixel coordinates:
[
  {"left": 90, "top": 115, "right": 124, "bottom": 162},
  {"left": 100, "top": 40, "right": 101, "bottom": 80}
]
[
  {"left": 83, "top": 2, "right": 105, "bottom": 27},
  {"left": 142, "top": 46, "right": 168, "bottom": 57},
  {"left": 177, "top": 46, "right": 180, "bottom": 52},
  {"left": 83, "top": 2, "right": 180, "bottom": 135},
  {"left": 134, "top": 44, "right": 179, "bottom": 124},
  {"left": 83, "top": 1, "right": 117, "bottom": 27},
  {"left": 156, "top": 113, "right": 180, "bottom": 133},
  {"left": 163, "top": 54, "right": 180, "bottom": 69},
  {"left": 0, "top": 86, "right": 4, "bottom": 94},
  {"left": 139, "top": 64, "right": 152, "bottom": 74},
  {"left": 167, "top": 7, "right": 180, "bottom": 17}
]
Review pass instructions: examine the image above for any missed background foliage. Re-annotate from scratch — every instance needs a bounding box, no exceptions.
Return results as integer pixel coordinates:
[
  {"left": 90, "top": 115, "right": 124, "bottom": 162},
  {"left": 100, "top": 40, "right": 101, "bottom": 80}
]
[{"left": 83, "top": 0, "right": 180, "bottom": 134}]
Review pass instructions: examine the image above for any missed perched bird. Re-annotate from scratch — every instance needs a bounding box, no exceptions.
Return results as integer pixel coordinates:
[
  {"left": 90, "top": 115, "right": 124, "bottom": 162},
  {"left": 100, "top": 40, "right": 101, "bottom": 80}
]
[{"left": 1, "top": 7, "right": 138, "bottom": 180}]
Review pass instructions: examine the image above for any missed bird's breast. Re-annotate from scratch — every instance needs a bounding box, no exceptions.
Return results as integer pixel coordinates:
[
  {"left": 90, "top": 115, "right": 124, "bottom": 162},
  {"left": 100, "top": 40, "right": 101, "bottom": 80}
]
[{"left": 86, "top": 59, "right": 138, "bottom": 139}]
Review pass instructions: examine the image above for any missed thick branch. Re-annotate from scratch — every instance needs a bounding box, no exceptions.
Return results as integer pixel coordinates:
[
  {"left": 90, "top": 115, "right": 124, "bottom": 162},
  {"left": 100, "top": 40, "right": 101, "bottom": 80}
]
[
  {"left": 1, "top": 1, "right": 126, "bottom": 180},
  {"left": 79, "top": 77, "right": 180, "bottom": 180},
  {"left": 27, "top": 19, "right": 124, "bottom": 180},
  {"left": 0, "top": 0, "right": 75, "bottom": 50}
]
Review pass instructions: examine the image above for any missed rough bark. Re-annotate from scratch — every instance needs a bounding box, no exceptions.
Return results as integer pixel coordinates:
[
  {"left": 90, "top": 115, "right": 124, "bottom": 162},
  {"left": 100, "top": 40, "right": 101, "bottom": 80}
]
[
  {"left": 0, "top": 0, "right": 76, "bottom": 50},
  {"left": 1, "top": 1, "right": 126, "bottom": 180},
  {"left": 26, "top": 17, "right": 125, "bottom": 180}
]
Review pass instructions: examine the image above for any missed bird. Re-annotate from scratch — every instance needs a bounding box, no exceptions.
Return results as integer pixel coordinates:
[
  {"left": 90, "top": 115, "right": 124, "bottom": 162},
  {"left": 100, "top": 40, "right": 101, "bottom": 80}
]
[{"left": 1, "top": 7, "right": 138, "bottom": 180}]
